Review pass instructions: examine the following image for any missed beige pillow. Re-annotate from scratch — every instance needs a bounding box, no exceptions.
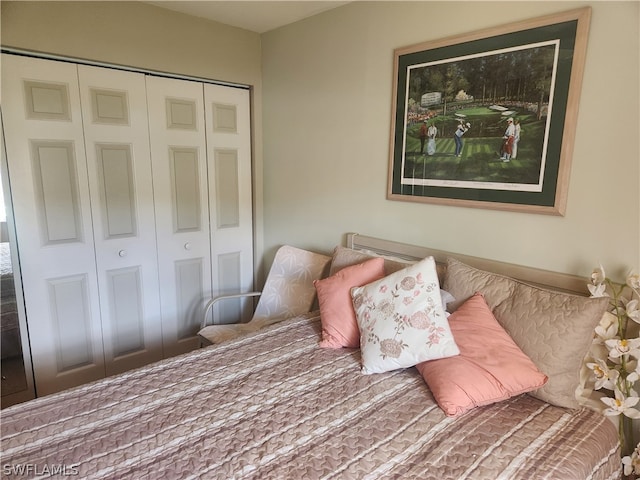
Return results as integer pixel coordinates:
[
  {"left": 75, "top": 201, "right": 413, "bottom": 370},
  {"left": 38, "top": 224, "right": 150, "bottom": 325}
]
[
  {"left": 329, "top": 245, "right": 449, "bottom": 281},
  {"left": 329, "top": 245, "right": 410, "bottom": 277},
  {"left": 443, "top": 257, "right": 608, "bottom": 409}
]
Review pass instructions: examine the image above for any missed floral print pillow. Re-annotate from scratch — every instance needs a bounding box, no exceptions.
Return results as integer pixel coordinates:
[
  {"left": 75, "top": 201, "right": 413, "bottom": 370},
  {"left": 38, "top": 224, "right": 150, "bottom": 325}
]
[{"left": 351, "top": 256, "right": 459, "bottom": 374}]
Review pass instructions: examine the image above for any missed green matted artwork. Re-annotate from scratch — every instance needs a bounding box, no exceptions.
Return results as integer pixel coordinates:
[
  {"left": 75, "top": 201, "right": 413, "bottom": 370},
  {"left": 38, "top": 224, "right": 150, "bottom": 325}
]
[{"left": 387, "top": 8, "right": 591, "bottom": 215}]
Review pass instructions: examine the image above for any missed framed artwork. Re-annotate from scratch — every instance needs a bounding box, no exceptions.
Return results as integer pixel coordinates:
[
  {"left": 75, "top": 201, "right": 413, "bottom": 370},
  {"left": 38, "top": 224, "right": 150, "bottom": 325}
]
[{"left": 387, "top": 8, "right": 591, "bottom": 215}]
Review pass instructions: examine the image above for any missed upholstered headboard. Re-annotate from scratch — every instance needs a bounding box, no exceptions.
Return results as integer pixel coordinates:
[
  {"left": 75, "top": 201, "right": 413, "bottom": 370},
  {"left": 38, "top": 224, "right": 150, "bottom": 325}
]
[{"left": 345, "top": 233, "right": 589, "bottom": 296}]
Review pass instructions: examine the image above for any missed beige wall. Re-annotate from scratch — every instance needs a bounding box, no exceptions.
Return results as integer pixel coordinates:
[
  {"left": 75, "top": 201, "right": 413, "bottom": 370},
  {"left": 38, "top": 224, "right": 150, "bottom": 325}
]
[
  {"left": 2, "top": 1, "right": 639, "bottom": 282},
  {"left": 0, "top": 0, "right": 267, "bottom": 274},
  {"left": 262, "top": 1, "right": 640, "bottom": 280},
  {"left": 1, "top": 2, "right": 261, "bottom": 84}
]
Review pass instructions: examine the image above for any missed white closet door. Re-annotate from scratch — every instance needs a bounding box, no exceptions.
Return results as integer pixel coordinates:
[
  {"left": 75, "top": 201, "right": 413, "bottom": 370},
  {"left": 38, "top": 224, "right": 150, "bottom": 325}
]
[
  {"left": 77, "top": 65, "right": 163, "bottom": 374},
  {"left": 1, "top": 54, "right": 106, "bottom": 395},
  {"left": 146, "top": 76, "right": 212, "bottom": 356},
  {"left": 204, "top": 84, "right": 254, "bottom": 324}
]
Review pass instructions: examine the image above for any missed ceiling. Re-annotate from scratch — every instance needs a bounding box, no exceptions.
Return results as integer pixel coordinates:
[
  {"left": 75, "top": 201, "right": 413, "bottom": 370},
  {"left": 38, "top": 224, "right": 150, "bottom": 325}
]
[{"left": 148, "top": 1, "right": 351, "bottom": 34}]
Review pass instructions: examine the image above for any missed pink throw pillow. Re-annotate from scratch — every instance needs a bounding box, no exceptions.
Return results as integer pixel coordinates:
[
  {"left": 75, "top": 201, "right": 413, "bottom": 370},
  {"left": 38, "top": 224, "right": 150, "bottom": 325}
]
[
  {"left": 416, "top": 292, "right": 547, "bottom": 416},
  {"left": 314, "top": 257, "right": 385, "bottom": 348}
]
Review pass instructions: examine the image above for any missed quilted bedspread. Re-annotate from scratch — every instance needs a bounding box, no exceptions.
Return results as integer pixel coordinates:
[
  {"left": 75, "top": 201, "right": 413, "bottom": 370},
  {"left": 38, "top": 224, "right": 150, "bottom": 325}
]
[{"left": 1, "top": 313, "right": 621, "bottom": 479}]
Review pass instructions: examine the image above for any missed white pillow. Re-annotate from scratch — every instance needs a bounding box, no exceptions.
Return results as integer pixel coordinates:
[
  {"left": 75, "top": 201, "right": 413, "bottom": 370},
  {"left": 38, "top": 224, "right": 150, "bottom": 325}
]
[{"left": 351, "top": 256, "right": 460, "bottom": 374}]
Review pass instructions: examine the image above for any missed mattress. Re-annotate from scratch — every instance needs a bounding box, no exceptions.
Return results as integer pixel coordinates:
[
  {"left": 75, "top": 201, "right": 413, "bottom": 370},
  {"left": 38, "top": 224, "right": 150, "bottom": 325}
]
[{"left": 0, "top": 313, "right": 621, "bottom": 479}]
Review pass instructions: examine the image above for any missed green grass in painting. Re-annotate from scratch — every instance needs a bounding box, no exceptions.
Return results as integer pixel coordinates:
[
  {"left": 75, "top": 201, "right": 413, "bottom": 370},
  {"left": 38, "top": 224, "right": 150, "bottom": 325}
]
[{"left": 404, "top": 106, "right": 545, "bottom": 184}]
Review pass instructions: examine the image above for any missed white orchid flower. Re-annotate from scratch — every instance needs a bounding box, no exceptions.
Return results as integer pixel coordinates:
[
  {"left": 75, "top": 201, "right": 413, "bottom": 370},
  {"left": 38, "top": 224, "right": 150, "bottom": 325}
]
[
  {"left": 606, "top": 337, "right": 640, "bottom": 360},
  {"left": 626, "top": 361, "right": 640, "bottom": 384},
  {"left": 594, "top": 312, "right": 619, "bottom": 345},
  {"left": 622, "top": 456, "right": 640, "bottom": 476},
  {"left": 601, "top": 390, "right": 640, "bottom": 418},
  {"left": 591, "top": 264, "right": 606, "bottom": 285},
  {"left": 586, "top": 263, "right": 640, "bottom": 469},
  {"left": 622, "top": 445, "right": 640, "bottom": 476},
  {"left": 586, "top": 358, "right": 619, "bottom": 390},
  {"left": 588, "top": 265, "right": 608, "bottom": 297},
  {"left": 587, "top": 282, "right": 608, "bottom": 298},
  {"left": 624, "top": 298, "right": 640, "bottom": 324}
]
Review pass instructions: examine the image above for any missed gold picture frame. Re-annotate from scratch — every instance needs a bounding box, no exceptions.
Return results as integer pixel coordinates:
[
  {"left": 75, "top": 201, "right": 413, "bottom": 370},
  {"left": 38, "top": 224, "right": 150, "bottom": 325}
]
[{"left": 387, "top": 7, "right": 591, "bottom": 216}]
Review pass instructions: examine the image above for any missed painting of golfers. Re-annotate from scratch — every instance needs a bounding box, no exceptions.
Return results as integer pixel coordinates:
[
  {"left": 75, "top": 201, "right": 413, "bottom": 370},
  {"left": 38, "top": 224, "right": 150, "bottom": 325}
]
[{"left": 400, "top": 41, "right": 557, "bottom": 193}]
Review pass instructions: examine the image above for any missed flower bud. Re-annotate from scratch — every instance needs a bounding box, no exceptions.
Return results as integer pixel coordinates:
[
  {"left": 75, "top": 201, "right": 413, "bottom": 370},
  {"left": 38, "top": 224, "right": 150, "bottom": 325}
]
[
  {"left": 591, "top": 264, "right": 606, "bottom": 285},
  {"left": 627, "top": 273, "right": 640, "bottom": 290}
]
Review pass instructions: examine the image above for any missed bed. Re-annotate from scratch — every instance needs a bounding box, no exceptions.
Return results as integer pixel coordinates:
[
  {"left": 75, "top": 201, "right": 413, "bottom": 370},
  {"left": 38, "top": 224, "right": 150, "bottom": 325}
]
[{"left": 0, "top": 234, "right": 621, "bottom": 479}]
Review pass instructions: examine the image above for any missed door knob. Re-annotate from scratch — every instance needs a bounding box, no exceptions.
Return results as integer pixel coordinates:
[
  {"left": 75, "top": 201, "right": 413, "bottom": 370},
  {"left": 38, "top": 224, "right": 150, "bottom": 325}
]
[{"left": 118, "top": 249, "right": 127, "bottom": 257}]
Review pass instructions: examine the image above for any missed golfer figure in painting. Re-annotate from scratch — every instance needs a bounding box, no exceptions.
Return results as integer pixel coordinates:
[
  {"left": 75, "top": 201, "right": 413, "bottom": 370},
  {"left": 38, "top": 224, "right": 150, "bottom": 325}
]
[
  {"left": 500, "top": 117, "right": 516, "bottom": 162},
  {"left": 419, "top": 120, "right": 427, "bottom": 154},
  {"left": 512, "top": 119, "right": 521, "bottom": 159},
  {"left": 427, "top": 122, "right": 437, "bottom": 155},
  {"left": 454, "top": 121, "right": 470, "bottom": 157}
]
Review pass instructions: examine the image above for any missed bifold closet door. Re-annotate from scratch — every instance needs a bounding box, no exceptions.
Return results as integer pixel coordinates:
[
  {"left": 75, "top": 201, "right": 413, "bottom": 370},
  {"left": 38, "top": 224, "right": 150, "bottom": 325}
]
[
  {"left": 1, "top": 55, "right": 106, "bottom": 395},
  {"left": 77, "top": 65, "right": 163, "bottom": 374},
  {"left": 146, "top": 76, "right": 212, "bottom": 356},
  {"left": 2, "top": 53, "right": 256, "bottom": 394},
  {"left": 204, "top": 84, "right": 254, "bottom": 324}
]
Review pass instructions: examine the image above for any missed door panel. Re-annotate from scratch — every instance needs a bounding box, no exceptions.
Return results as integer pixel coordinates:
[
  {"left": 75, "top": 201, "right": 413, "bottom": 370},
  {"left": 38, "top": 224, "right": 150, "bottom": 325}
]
[
  {"left": 106, "top": 266, "right": 145, "bottom": 356},
  {"left": 175, "top": 258, "right": 205, "bottom": 340},
  {"left": 48, "top": 274, "right": 95, "bottom": 370},
  {"left": 213, "top": 149, "right": 241, "bottom": 228},
  {"left": 95, "top": 144, "right": 137, "bottom": 237},
  {"left": 78, "top": 65, "right": 163, "bottom": 374},
  {"left": 30, "top": 140, "right": 84, "bottom": 243},
  {"left": 170, "top": 147, "right": 202, "bottom": 232},
  {"left": 146, "top": 76, "right": 212, "bottom": 356},
  {"left": 205, "top": 85, "right": 254, "bottom": 324},
  {"left": 1, "top": 54, "right": 106, "bottom": 395}
]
